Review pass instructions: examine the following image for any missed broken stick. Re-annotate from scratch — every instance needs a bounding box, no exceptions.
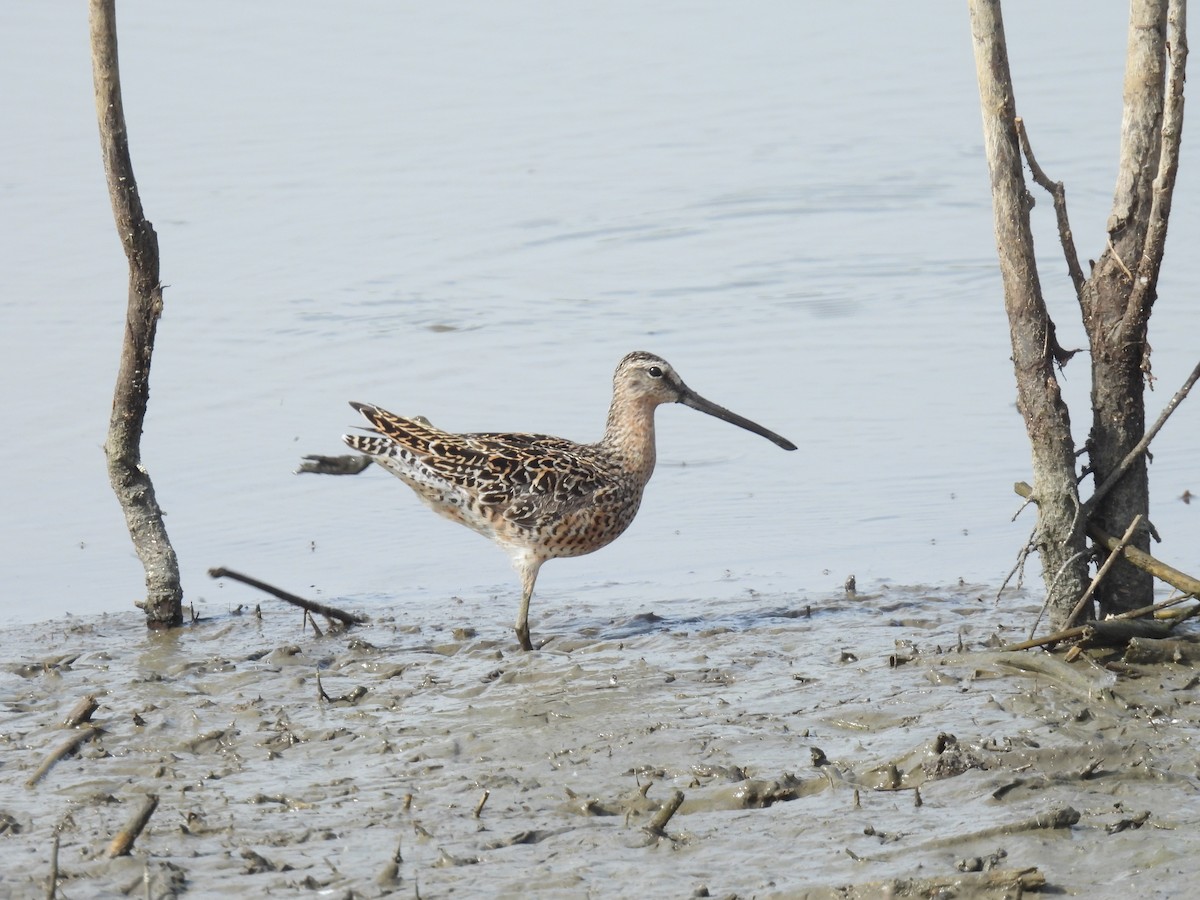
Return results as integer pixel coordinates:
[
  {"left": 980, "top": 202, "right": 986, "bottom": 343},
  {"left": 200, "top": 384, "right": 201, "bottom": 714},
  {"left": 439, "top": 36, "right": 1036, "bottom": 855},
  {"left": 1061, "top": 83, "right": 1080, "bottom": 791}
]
[
  {"left": 208, "top": 567, "right": 367, "bottom": 627},
  {"left": 644, "top": 790, "right": 684, "bottom": 836},
  {"left": 107, "top": 794, "right": 159, "bottom": 857},
  {"left": 26, "top": 728, "right": 98, "bottom": 788}
]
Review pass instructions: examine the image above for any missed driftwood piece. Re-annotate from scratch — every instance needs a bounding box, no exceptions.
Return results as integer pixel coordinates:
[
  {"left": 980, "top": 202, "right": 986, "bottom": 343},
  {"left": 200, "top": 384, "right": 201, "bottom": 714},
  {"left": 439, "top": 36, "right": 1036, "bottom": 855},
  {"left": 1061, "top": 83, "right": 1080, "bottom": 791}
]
[
  {"left": 644, "top": 789, "right": 684, "bottom": 836},
  {"left": 107, "top": 794, "right": 159, "bottom": 857},
  {"left": 474, "top": 790, "right": 490, "bottom": 818},
  {"left": 89, "top": 0, "right": 182, "bottom": 629},
  {"left": 208, "top": 567, "right": 367, "bottom": 627},
  {"left": 802, "top": 868, "right": 1045, "bottom": 900},
  {"left": 1124, "top": 636, "right": 1200, "bottom": 665},
  {"left": 1003, "top": 614, "right": 1176, "bottom": 653},
  {"left": 26, "top": 728, "right": 99, "bottom": 788},
  {"left": 296, "top": 454, "right": 373, "bottom": 476},
  {"left": 46, "top": 833, "right": 59, "bottom": 900},
  {"left": 63, "top": 695, "right": 99, "bottom": 728}
]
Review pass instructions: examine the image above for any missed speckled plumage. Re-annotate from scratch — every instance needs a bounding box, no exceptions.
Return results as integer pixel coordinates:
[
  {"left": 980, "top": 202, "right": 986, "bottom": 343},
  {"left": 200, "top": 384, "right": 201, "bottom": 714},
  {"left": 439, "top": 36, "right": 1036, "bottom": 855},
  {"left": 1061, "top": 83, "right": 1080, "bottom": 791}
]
[{"left": 344, "top": 351, "right": 795, "bottom": 650}]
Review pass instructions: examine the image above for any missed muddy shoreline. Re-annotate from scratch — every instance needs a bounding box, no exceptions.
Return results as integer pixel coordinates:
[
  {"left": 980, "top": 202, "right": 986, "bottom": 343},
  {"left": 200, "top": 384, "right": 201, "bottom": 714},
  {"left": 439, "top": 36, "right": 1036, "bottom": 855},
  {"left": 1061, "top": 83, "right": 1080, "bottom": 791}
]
[{"left": 2, "top": 584, "right": 1198, "bottom": 898}]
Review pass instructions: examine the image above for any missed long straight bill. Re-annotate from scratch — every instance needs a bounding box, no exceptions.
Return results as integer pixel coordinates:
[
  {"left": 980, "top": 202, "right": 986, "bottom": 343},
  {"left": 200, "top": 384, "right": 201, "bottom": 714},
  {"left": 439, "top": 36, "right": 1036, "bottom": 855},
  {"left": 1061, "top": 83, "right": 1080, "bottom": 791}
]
[{"left": 679, "top": 390, "right": 797, "bottom": 451}]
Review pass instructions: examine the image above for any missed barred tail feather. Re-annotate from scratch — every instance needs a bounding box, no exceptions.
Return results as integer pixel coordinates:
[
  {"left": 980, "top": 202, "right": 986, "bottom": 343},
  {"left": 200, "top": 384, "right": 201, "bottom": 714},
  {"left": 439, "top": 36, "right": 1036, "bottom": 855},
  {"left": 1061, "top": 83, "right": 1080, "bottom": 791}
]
[{"left": 344, "top": 434, "right": 394, "bottom": 457}]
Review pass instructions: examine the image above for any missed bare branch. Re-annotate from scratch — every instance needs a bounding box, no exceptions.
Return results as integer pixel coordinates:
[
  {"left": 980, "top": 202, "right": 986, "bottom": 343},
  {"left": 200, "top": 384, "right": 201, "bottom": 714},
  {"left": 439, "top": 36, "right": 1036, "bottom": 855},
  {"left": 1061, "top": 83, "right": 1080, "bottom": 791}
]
[
  {"left": 1015, "top": 117, "right": 1087, "bottom": 301},
  {"left": 1065, "top": 514, "right": 1143, "bottom": 628},
  {"left": 208, "top": 567, "right": 368, "bottom": 627},
  {"left": 1125, "top": 0, "right": 1188, "bottom": 330}
]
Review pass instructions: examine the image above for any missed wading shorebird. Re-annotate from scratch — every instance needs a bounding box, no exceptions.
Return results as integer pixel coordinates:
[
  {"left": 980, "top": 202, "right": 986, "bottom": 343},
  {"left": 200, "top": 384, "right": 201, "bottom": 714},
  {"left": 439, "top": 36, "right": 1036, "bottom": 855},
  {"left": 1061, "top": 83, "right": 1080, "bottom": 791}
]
[{"left": 344, "top": 351, "right": 795, "bottom": 650}]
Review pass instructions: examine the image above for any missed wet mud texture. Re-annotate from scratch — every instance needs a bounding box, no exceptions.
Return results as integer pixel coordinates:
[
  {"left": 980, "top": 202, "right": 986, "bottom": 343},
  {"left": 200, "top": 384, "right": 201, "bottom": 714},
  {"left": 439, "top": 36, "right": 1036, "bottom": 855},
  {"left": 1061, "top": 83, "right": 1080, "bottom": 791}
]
[{"left": 3, "top": 583, "right": 1199, "bottom": 898}]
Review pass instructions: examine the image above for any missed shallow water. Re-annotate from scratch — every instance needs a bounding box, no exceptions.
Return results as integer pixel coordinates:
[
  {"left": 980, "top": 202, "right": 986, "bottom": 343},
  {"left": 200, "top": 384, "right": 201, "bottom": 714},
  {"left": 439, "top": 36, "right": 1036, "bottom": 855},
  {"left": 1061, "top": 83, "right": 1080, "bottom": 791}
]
[
  {"left": 3, "top": 2, "right": 1200, "bottom": 896},
  {"left": 3, "top": 2, "right": 1197, "bottom": 627}
]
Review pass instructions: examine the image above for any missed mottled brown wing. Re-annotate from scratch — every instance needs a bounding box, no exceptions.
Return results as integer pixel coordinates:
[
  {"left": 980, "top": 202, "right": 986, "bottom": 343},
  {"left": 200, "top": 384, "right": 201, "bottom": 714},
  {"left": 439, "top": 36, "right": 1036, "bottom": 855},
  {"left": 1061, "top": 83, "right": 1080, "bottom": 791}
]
[
  {"left": 347, "top": 403, "right": 612, "bottom": 528},
  {"left": 464, "top": 432, "right": 615, "bottom": 528}
]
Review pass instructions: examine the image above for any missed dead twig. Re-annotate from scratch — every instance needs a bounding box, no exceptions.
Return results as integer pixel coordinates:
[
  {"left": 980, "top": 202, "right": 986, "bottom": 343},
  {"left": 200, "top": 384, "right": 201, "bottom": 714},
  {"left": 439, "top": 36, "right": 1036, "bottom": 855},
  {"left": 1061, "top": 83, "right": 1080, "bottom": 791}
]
[
  {"left": 1003, "top": 598, "right": 1187, "bottom": 652},
  {"left": 316, "top": 670, "right": 367, "bottom": 705},
  {"left": 1015, "top": 116, "right": 1086, "bottom": 303},
  {"left": 474, "top": 790, "right": 490, "bottom": 818},
  {"left": 304, "top": 609, "right": 323, "bottom": 637},
  {"left": 1065, "top": 515, "right": 1143, "bottom": 628},
  {"left": 888, "top": 806, "right": 1078, "bottom": 854},
  {"left": 26, "top": 728, "right": 99, "bottom": 788},
  {"left": 996, "top": 527, "right": 1035, "bottom": 602},
  {"left": 63, "top": 695, "right": 99, "bottom": 728},
  {"left": 208, "top": 567, "right": 367, "bottom": 627},
  {"left": 1029, "top": 549, "right": 1090, "bottom": 638},
  {"left": 644, "top": 789, "right": 684, "bottom": 837},
  {"left": 46, "top": 833, "right": 59, "bottom": 900},
  {"left": 106, "top": 794, "right": 159, "bottom": 858}
]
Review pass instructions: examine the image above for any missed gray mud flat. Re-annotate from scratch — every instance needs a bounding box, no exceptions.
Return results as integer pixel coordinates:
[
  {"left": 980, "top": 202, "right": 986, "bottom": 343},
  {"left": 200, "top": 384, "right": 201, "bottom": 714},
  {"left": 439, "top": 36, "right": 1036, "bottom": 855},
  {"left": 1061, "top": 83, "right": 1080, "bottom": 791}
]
[{"left": 2, "top": 584, "right": 1198, "bottom": 898}]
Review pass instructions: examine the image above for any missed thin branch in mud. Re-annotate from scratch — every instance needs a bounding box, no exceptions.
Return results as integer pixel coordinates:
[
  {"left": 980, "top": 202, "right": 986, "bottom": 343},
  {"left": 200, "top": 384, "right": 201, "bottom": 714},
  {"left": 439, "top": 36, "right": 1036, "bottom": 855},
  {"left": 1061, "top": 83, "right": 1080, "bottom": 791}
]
[
  {"left": 46, "top": 833, "right": 59, "bottom": 900},
  {"left": 1015, "top": 116, "right": 1086, "bottom": 302},
  {"left": 643, "top": 789, "right": 684, "bottom": 837},
  {"left": 296, "top": 454, "right": 372, "bottom": 476},
  {"left": 208, "top": 567, "right": 367, "bottom": 627},
  {"left": 1003, "top": 598, "right": 1188, "bottom": 652},
  {"left": 304, "top": 609, "right": 323, "bottom": 637},
  {"left": 106, "top": 794, "right": 159, "bottom": 858},
  {"left": 996, "top": 527, "right": 1035, "bottom": 603},
  {"left": 316, "top": 670, "right": 367, "bottom": 705},
  {"left": 880, "top": 806, "right": 1078, "bottom": 858},
  {"left": 833, "top": 868, "right": 1045, "bottom": 896},
  {"left": 1065, "top": 515, "right": 1143, "bottom": 628},
  {"left": 1084, "top": 358, "right": 1200, "bottom": 515},
  {"left": 26, "top": 728, "right": 99, "bottom": 788},
  {"left": 473, "top": 790, "right": 490, "bottom": 818},
  {"left": 1029, "top": 550, "right": 1089, "bottom": 639}
]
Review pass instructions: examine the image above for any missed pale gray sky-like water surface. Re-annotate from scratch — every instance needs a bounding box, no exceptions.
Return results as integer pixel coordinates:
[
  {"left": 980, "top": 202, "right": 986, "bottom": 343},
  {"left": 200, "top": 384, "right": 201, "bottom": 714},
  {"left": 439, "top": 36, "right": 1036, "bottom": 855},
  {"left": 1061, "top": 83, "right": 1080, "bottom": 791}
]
[{"left": 2, "top": 2, "right": 1197, "bottom": 626}]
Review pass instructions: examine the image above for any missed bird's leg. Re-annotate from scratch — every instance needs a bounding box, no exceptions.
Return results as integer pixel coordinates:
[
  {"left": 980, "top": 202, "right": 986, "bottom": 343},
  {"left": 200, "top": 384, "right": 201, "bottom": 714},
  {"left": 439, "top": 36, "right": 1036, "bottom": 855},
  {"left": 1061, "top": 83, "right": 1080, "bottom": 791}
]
[{"left": 514, "top": 557, "right": 542, "bottom": 652}]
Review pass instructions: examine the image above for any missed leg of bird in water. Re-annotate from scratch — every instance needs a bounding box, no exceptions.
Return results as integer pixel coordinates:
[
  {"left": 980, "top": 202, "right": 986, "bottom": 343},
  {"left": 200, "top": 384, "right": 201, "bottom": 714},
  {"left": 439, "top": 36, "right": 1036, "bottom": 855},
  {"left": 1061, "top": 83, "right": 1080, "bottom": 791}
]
[{"left": 513, "top": 556, "right": 542, "bottom": 652}]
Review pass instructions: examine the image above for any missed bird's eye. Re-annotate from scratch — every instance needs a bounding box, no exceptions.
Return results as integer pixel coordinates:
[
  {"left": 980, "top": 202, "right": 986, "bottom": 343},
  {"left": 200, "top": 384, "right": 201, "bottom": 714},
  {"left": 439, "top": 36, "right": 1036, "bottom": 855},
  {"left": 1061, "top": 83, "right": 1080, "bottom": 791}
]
[{"left": 647, "top": 366, "right": 663, "bottom": 378}]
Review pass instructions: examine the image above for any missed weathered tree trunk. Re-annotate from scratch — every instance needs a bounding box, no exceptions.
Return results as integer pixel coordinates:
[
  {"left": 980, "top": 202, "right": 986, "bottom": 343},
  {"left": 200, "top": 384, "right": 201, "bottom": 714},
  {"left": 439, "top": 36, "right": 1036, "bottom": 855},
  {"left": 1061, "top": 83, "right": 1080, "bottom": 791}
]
[
  {"left": 969, "top": 0, "right": 1089, "bottom": 624},
  {"left": 969, "top": 0, "right": 1187, "bottom": 629},
  {"left": 1082, "top": 0, "right": 1186, "bottom": 615},
  {"left": 89, "top": 0, "right": 183, "bottom": 628}
]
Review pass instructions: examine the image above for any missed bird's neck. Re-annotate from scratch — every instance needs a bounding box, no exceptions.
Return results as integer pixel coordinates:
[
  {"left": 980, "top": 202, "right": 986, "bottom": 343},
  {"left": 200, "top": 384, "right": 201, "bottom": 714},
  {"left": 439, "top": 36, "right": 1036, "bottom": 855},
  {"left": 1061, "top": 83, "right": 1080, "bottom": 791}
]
[{"left": 600, "top": 393, "right": 658, "bottom": 481}]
